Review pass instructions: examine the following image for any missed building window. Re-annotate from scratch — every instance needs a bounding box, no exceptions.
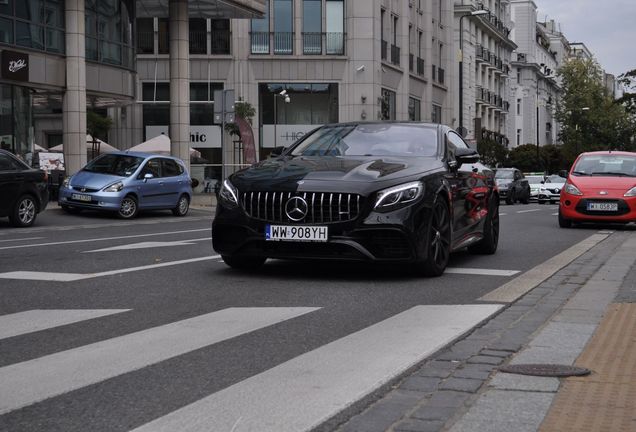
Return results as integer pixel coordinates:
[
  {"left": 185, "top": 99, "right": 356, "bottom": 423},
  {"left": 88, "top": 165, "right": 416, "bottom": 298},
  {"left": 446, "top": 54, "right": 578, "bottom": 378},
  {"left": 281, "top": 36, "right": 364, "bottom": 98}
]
[
  {"left": 274, "top": 0, "right": 293, "bottom": 54},
  {"left": 0, "top": 0, "right": 65, "bottom": 53},
  {"left": 190, "top": 82, "right": 223, "bottom": 125},
  {"left": 432, "top": 104, "right": 442, "bottom": 124},
  {"left": 251, "top": 0, "right": 270, "bottom": 54},
  {"left": 380, "top": 88, "right": 396, "bottom": 120},
  {"left": 325, "top": 0, "right": 344, "bottom": 55},
  {"left": 516, "top": 68, "right": 521, "bottom": 84},
  {"left": 189, "top": 18, "right": 206, "bottom": 54},
  {"left": 408, "top": 97, "right": 421, "bottom": 121},
  {"left": 303, "top": 0, "right": 322, "bottom": 54},
  {"left": 380, "top": 8, "right": 386, "bottom": 60},
  {"left": 210, "top": 19, "right": 231, "bottom": 54},
  {"left": 157, "top": 17, "right": 169, "bottom": 54},
  {"left": 85, "top": 0, "right": 135, "bottom": 68},
  {"left": 517, "top": 98, "right": 521, "bottom": 115},
  {"left": 136, "top": 18, "right": 153, "bottom": 54},
  {"left": 516, "top": 128, "right": 521, "bottom": 146}
]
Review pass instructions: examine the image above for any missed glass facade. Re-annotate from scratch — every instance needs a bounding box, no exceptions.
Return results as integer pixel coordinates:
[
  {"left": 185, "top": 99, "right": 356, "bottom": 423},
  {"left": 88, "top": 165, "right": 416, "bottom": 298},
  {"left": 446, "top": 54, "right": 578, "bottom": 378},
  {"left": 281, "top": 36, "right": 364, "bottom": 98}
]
[
  {"left": 85, "top": 0, "right": 135, "bottom": 68},
  {"left": 0, "top": 0, "right": 65, "bottom": 53},
  {"left": 137, "top": 17, "right": 230, "bottom": 56},
  {"left": 0, "top": 84, "right": 33, "bottom": 163}
]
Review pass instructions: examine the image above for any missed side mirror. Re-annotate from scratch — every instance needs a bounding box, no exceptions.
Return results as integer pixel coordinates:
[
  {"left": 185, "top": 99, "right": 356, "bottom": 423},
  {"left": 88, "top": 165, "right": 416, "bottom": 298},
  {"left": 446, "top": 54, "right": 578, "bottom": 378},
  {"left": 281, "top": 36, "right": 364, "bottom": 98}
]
[
  {"left": 270, "top": 146, "right": 286, "bottom": 158},
  {"left": 454, "top": 147, "right": 480, "bottom": 168},
  {"left": 558, "top": 170, "right": 568, "bottom": 178},
  {"left": 144, "top": 173, "right": 153, "bottom": 182}
]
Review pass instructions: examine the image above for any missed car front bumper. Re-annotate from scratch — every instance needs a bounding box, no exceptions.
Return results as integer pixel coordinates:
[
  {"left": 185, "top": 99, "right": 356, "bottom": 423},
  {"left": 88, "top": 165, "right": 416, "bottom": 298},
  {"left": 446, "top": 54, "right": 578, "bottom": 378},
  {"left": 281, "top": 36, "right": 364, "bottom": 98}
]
[
  {"left": 58, "top": 186, "right": 122, "bottom": 211},
  {"left": 560, "top": 194, "right": 636, "bottom": 223}
]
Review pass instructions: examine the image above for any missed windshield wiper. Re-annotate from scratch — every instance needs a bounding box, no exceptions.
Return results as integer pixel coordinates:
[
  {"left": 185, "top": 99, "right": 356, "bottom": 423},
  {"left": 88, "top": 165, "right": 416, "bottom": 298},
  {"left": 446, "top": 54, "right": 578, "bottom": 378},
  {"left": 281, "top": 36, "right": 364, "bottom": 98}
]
[
  {"left": 572, "top": 170, "right": 590, "bottom": 176},
  {"left": 591, "top": 171, "right": 634, "bottom": 177}
]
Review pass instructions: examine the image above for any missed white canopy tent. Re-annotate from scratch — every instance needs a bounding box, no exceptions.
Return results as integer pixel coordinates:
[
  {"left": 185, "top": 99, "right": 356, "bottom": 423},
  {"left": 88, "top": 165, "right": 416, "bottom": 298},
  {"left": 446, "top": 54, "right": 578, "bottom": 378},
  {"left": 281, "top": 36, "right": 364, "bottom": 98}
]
[
  {"left": 49, "top": 135, "right": 118, "bottom": 153},
  {"left": 128, "top": 134, "right": 201, "bottom": 158}
]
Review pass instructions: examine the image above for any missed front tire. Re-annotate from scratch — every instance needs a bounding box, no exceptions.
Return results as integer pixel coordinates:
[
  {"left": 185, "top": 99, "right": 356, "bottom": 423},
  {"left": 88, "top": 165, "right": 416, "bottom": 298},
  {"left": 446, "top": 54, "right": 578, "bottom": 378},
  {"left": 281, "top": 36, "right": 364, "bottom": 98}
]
[
  {"left": 118, "top": 195, "right": 139, "bottom": 219},
  {"left": 10, "top": 195, "right": 38, "bottom": 227},
  {"left": 222, "top": 255, "right": 266, "bottom": 270},
  {"left": 469, "top": 197, "right": 499, "bottom": 255},
  {"left": 558, "top": 208, "right": 572, "bottom": 228},
  {"left": 505, "top": 190, "right": 515, "bottom": 205},
  {"left": 416, "top": 199, "right": 451, "bottom": 277},
  {"left": 172, "top": 194, "right": 190, "bottom": 216}
]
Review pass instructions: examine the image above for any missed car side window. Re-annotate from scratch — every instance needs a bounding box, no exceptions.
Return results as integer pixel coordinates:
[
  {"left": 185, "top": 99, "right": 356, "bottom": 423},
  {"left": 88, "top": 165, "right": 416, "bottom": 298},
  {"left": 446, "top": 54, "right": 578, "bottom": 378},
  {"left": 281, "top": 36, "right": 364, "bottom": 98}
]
[
  {"left": 138, "top": 159, "right": 161, "bottom": 179},
  {"left": 161, "top": 159, "right": 181, "bottom": 177},
  {"left": 448, "top": 132, "right": 469, "bottom": 150},
  {"left": 0, "top": 154, "right": 19, "bottom": 171}
]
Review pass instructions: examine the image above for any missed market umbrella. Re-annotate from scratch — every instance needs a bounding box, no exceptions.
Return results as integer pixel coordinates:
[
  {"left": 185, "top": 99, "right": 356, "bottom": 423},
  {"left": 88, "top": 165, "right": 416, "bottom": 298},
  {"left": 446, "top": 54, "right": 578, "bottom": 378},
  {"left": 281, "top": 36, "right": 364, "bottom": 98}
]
[
  {"left": 49, "top": 135, "right": 118, "bottom": 153},
  {"left": 128, "top": 134, "right": 201, "bottom": 158}
]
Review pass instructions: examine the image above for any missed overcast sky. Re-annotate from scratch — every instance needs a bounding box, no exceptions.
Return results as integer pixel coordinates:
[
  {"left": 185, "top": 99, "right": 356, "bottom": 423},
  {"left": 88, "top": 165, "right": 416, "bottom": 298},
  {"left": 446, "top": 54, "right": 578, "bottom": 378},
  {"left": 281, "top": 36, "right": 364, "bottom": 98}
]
[{"left": 535, "top": 0, "right": 636, "bottom": 76}]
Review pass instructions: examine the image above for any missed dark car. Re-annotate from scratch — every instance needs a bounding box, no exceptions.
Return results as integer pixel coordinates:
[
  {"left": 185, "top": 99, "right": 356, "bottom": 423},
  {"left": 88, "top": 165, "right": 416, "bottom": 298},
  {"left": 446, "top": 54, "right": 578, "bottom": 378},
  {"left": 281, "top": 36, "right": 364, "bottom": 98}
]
[
  {"left": 212, "top": 122, "right": 500, "bottom": 276},
  {"left": 0, "top": 149, "right": 49, "bottom": 227},
  {"left": 494, "top": 168, "right": 530, "bottom": 205}
]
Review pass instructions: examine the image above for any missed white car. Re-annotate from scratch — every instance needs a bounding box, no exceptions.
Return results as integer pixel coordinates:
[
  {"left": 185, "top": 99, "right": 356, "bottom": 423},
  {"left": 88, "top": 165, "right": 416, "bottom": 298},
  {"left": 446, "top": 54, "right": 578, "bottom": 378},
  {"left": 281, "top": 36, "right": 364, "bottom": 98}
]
[
  {"left": 525, "top": 175, "right": 547, "bottom": 202},
  {"left": 541, "top": 174, "right": 566, "bottom": 204}
]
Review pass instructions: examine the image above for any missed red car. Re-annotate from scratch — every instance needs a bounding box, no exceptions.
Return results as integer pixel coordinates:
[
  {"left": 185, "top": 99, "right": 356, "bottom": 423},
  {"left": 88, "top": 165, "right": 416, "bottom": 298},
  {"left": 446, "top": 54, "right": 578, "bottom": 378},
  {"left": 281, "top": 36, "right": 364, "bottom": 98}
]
[{"left": 559, "top": 151, "right": 636, "bottom": 227}]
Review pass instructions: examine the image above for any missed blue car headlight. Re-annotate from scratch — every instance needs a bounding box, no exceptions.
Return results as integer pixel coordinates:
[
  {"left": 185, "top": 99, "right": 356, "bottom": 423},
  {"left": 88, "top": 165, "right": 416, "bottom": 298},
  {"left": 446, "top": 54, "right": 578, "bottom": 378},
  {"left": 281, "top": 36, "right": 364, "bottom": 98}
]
[{"left": 103, "top": 181, "right": 124, "bottom": 192}]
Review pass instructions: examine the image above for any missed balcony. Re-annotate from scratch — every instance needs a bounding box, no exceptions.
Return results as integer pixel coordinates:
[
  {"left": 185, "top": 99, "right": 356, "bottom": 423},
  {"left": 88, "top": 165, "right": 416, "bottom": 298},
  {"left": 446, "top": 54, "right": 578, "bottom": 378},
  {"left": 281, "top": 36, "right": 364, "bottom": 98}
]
[
  {"left": 438, "top": 67, "right": 445, "bottom": 85},
  {"left": 250, "top": 31, "right": 269, "bottom": 54},
  {"left": 381, "top": 40, "right": 388, "bottom": 61},
  {"left": 326, "top": 32, "right": 345, "bottom": 55},
  {"left": 416, "top": 57, "right": 425, "bottom": 76},
  {"left": 390, "top": 44, "right": 400, "bottom": 66},
  {"left": 274, "top": 32, "right": 293, "bottom": 54},
  {"left": 303, "top": 32, "right": 322, "bottom": 55},
  {"left": 189, "top": 30, "right": 207, "bottom": 54},
  {"left": 137, "top": 30, "right": 154, "bottom": 54},
  {"left": 210, "top": 29, "right": 231, "bottom": 54},
  {"left": 409, "top": 53, "right": 414, "bottom": 72},
  {"left": 432, "top": 64, "right": 436, "bottom": 81}
]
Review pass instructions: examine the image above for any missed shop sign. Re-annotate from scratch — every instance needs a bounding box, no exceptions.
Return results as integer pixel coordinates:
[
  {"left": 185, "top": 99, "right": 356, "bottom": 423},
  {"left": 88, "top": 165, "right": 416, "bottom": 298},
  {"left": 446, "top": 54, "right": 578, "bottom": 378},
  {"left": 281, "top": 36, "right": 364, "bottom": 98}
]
[
  {"left": 145, "top": 125, "right": 222, "bottom": 148},
  {"left": 1, "top": 50, "right": 29, "bottom": 82},
  {"left": 262, "top": 124, "right": 320, "bottom": 148}
]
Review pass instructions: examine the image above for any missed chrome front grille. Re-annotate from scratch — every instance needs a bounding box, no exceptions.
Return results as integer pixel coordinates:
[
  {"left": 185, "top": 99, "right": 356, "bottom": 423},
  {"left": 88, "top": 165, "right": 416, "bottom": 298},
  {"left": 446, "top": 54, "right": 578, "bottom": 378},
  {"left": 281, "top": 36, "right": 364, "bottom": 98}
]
[{"left": 240, "top": 191, "right": 363, "bottom": 224}]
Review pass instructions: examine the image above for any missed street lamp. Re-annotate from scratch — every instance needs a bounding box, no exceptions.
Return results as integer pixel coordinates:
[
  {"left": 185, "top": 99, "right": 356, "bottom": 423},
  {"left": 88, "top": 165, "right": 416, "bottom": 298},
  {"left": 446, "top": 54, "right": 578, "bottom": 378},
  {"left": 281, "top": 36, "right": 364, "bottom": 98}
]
[
  {"left": 273, "top": 89, "right": 291, "bottom": 148},
  {"left": 458, "top": 9, "right": 489, "bottom": 133}
]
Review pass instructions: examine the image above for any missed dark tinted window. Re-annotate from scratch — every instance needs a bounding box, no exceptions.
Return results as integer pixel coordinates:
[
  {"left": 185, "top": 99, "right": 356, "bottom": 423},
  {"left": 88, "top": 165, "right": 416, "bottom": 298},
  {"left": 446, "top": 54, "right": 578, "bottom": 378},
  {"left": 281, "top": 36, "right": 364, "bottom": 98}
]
[
  {"left": 0, "top": 154, "right": 20, "bottom": 171},
  {"left": 162, "top": 159, "right": 182, "bottom": 177},
  {"left": 83, "top": 154, "right": 144, "bottom": 176}
]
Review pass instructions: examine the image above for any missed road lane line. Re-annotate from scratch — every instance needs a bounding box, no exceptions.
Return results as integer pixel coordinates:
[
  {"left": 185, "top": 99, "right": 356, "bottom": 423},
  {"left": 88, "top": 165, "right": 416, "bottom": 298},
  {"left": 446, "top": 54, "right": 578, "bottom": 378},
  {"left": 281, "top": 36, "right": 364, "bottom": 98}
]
[
  {"left": 0, "top": 256, "right": 221, "bottom": 282},
  {"left": 446, "top": 268, "right": 520, "bottom": 277},
  {"left": 480, "top": 233, "right": 609, "bottom": 303},
  {"left": 0, "top": 307, "right": 319, "bottom": 415},
  {"left": 0, "top": 229, "right": 210, "bottom": 251},
  {"left": 517, "top": 209, "right": 541, "bottom": 214},
  {"left": 552, "top": 212, "right": 559, "bottom": 216},
  {"left": 0, "top": 237, "right": 44, "bottom": 243},
  {"left": 83, "top": 238, "right": 212, "bottom": 253},
  {"left": 499, "top": 213, "right": 508, "bottom": 216},
  {"left": 131, "top": 304, "right": 502, "bottom": 432},
  {"left": 0, "top": 310, "right": 130, "bottom": 340}
]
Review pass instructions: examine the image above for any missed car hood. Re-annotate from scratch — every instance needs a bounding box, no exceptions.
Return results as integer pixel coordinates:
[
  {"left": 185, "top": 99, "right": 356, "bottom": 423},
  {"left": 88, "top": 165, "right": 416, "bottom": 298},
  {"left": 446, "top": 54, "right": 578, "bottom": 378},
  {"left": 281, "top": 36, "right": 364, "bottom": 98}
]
[
  {"left": 495, "top": 178, "right": 513, "bottom": 187},
  {"left": 569, "top": 176, "right": 636, "bottom": 192},
  {"left": 231, "top": 156, "right": 442, "bottom": 192},
  {"left": 70, "top": 170, "right": 125, "bottom": 189}
]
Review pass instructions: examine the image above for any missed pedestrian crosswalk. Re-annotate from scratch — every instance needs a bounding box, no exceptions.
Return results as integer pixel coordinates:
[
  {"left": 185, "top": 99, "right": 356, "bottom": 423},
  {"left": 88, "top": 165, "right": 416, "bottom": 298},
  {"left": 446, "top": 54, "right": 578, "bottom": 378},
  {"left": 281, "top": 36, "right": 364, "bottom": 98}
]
[{"left": 0, "top": 305, "right": 501, "bottom": 431}]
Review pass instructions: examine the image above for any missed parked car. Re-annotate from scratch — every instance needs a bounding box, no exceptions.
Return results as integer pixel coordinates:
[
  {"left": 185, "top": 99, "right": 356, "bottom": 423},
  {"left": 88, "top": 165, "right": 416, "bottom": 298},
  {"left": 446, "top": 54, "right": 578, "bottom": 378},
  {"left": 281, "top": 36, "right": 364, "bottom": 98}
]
[
  {"left": 494, "top": 168, "right": 530, "bottom": 204},
  {"left": 0, "top": 149, "right": 49, "bottom": 227},
  {"left": 559, "top": 151, "right": 636, "bottom": 227},
  {"left": 525, "top": 174, "right": 546, "bottom": 202},
  {"left": 58, "top": 152, "right": 192, "bottom": 219},
  {"left": 542, "top": 174, "right": 566, "bottom": 204},
  {"left": 213, "top": 122, "right": 500, "bottom": 276}
]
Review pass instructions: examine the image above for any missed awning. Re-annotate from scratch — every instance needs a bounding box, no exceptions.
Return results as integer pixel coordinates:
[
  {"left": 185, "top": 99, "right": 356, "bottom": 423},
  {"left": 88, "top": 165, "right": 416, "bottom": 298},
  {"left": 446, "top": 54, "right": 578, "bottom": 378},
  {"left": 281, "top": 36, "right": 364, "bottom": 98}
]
[{"left": 136, "top": 0, "right": 266, "bottom": 19}]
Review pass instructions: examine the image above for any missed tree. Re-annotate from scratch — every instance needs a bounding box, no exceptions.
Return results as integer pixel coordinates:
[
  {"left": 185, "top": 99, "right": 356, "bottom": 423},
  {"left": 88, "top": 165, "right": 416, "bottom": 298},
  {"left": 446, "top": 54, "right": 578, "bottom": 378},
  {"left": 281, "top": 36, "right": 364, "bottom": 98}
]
[
  {"left": 508, "top": 144, "right": 540, "bottom": 172},
  {"left": 555, "top": 58, "right": 635, "bottom": 163},
  {"left": 540, "top": 144, "right": 567, "bottom": 174},
  {"left": 86, "top": 110, "right": 112, "bottom": 142},
  {"left": 225, "top": 101, "right": 256, "bottom": 138},
  {"left": 616, "top": 68, "right": 636, "bottom": 115},
  {"left": 477, "top": 138, "right": 508, "bottom": 168}
]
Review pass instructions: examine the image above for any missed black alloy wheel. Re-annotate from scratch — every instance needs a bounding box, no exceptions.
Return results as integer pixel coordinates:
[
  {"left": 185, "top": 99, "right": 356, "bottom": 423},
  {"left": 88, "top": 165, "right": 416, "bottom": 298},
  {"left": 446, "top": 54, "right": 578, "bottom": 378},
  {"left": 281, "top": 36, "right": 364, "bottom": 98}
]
[
  {"left": 10, "top": 195, "right": 37, "bottom": 227},
  {"left": 469, "top": 197, "right": 499, "bottom": 254},
  {"left": 222, "top": 255, "right": 266, "bottom": 271},
  {"left": 505, "top": 190, "right": 515, "bottom": 205},
  {"left": 418, "top": 199, "right": 451, "bottom": 277},
  {"left": 558, "top": 207, "right": 572, "bottom": 228}
]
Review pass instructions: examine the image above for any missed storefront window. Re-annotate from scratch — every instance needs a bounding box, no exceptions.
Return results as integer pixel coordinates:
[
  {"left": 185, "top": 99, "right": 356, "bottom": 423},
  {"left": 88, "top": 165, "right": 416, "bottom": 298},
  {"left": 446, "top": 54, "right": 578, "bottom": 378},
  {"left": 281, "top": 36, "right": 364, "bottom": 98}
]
[{"left": 0, "top": 84, "right": 33, "bottom": 163}]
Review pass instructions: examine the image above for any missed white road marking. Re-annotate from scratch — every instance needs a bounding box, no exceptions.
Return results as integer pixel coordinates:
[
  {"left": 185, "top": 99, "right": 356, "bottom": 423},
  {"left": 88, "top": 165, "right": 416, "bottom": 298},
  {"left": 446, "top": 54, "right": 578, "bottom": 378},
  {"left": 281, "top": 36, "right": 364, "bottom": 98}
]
[
  {"left": 480, "top": 233, "right": 609, "bottom": 303},
  {"left": 552, "top": 212, "right": 559, "bottom": 216},
  {"left": 84, "top": 238, "right": 212, "bottom": 253},
  {"left": 0, "top": 237, "right": 44, "bottom": 243},
  {"left": 0, "top": 307, "right": 319, "bottom": 415},
  {"left": 499, "top": 213, "right": 508, "bottom": 216},
  {"left": 132, "top": 304, "right": 502, "bottom": 432},
  {"left": 446, "top": 268, "right": 520, "bottom": 277},
  {"left": 516, "top": 209, "right": 541, "bottom": 214},
  {"left": 0, "top": 309, "right": 130, "bottom": 340},
  {"left": 0, "top": 256, "right": 221, "bottom": 282},
  {"left": 0, "top": 229, "right": 210, "bottom": 251}
]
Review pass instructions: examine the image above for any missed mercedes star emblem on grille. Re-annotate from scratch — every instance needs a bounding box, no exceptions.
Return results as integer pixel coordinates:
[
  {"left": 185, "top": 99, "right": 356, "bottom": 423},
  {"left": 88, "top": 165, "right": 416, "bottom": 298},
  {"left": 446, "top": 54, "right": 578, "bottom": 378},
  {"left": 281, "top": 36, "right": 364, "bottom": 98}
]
[
  {"left": 285, "top": 196, "right": 309, "bottom": 221},
  {"left": 600, "top": 191, "right": 608, "bottom": 195}
]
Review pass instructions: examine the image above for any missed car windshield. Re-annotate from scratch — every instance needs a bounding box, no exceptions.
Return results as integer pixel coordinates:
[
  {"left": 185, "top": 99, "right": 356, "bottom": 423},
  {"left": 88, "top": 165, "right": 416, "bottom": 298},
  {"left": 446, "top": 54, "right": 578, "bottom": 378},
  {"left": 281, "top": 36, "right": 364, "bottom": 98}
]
[
  {"left": 526, "top": 176, "right": 545, "bottom": 184},
  {"left": 547, "top": 175, "right": 564, "bottom": 183},
  {"left": 82, "top": 154, "right": 144, "bottom": 177},
  {"left": 495, "top": 170, "right": 514, "bottom": 179},
  {"left": 290, "top": 124, "right": 439, "bottom": 157},
  {"left": 572, "top": 154, "right": 636, "bottom": 177}
]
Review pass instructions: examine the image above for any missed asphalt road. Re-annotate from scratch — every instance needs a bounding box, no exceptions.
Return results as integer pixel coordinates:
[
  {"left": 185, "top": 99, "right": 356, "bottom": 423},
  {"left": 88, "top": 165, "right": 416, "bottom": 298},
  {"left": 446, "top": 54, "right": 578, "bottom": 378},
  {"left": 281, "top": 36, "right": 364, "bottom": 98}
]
[{"left": 0, "top": 202, "right": 611, "bottom": 431}]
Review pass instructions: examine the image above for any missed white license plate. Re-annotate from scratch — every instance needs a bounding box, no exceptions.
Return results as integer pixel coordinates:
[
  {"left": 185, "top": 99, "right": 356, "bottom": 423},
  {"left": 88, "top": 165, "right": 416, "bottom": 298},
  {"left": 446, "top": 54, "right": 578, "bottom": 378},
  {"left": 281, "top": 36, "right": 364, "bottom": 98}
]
[
  {"left": 71, "top": 193, "right": 92, "bottom": 202},
  {"left": 587, "top": 202, "right": 618, "bottom": 212},
  {"left": 266, "top": 225, "right": 328, "bottom": 242}
]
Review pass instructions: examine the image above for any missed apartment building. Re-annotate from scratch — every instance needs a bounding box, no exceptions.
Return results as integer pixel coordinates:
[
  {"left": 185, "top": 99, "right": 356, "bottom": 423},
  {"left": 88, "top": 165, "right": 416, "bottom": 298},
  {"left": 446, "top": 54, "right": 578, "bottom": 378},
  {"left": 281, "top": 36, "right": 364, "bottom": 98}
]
[{"left": 454, "top": 0, "right": 516, "bottom": 147}]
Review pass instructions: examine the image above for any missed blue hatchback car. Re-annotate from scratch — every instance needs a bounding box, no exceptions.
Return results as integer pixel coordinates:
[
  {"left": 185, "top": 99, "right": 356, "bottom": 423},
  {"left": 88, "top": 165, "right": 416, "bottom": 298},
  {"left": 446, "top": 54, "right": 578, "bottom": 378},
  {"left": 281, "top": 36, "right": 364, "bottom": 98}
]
[{"left": 58, "top": 152, "right": 192, "bottom": 219}]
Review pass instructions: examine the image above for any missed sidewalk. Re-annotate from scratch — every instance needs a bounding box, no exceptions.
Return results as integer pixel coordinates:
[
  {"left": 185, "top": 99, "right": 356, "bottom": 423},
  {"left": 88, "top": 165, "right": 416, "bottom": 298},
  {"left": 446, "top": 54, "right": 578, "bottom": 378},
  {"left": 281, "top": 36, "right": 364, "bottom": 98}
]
[{"left": 335, "top": 230, "right": 636, "bottom": 432}]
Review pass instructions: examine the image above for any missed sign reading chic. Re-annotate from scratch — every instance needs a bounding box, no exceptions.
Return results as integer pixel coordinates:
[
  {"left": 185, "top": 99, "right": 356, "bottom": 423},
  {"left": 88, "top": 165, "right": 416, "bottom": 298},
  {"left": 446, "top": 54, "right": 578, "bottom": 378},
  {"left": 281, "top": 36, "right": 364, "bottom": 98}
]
[{"left": 1, "top": 50, "right": 29, "bottom": 82}]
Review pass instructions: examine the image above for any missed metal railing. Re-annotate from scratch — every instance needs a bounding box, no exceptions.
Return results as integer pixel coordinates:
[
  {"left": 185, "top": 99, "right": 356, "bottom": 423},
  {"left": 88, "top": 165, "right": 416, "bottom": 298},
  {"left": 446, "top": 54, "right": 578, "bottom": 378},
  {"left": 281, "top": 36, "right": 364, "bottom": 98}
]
[
  {"left": 381, "top": 40, "right": 388, "bottom": 61},
  {"left": 416, "top": 57, "right": 425, "bottom": 76},
  {"left": 303, "top": 32, "right": 322, "bottom": 55},
  {"left": 274, "top": 32, "right": 293, "bottom": 54},
  {"left": 409, "top": 54, "right": 414, "bottom": 72},
  {"left": 390, "top": 44, "right": 400, "bottom": 65},
  {"left": 189, "top": 30, "right": 207, "bottom": 54},
  {"left": 250, "top": 31, "right": 270, "bottom": 54},
  {"left": 136, "top": 30, "right": 154, "bottom": 54},
  {"left": 438, "top": 67, "right": 445, "bottom": 84},
  {"left": 211, "top": 29, "right": 231, "bottom": 54},
  {"left": 432, "top": 64, "right": 437, "bottom": 81},
  {"left": 325, "top": 32, "right": 345, "bottom": 55}
]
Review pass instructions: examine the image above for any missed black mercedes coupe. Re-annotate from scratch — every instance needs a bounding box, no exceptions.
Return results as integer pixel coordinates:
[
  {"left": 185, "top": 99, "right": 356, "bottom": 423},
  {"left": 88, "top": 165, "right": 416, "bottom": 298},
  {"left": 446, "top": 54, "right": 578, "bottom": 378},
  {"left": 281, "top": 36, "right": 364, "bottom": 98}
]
[{"left": 212, "top": 122, "right": 499, "bottom": 276}]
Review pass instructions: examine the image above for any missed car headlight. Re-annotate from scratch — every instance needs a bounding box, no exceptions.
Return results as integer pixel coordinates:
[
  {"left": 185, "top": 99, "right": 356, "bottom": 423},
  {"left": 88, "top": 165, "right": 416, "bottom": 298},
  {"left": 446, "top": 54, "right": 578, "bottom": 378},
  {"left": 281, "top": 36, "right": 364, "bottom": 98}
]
[
  {"left": 564, "top": 182, "right": 583, "bottom": 196},
  {"left": 624, "top": 186, "right": 636, "bottom": 197},
  {"left": 62, "top": 177, "right": 70, "bottom": 188},
  {"left": 374, "top": 181, "right": 424, "bottom": 211},
  {"left": 219, "top": 179, "right": 239, "bottom": 206},
  {"left": 103, "top": 181, "right": 124, "bottom": 192}
]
